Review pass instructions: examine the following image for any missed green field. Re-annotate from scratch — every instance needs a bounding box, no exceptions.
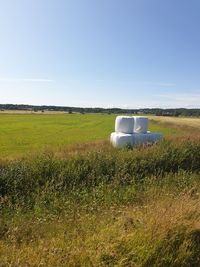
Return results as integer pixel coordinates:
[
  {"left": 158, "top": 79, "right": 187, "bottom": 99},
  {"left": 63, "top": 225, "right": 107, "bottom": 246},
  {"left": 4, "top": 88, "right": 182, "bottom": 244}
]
[
  {"left": 0, "top": 114, "right": 200, "bottom": 266},
  {"left": 0, "top": 114, "right": 178, "bottom": 157}
]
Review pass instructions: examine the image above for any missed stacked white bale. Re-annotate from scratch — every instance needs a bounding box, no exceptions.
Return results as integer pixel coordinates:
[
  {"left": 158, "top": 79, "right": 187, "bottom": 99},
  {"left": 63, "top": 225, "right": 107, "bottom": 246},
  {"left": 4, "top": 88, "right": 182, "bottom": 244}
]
[
  {"left": 110, "top": 116, "right": 163, "bottom": 148},
  {"left": 115, "top": 116, "right": 134, "bottom": 134},
  {"left": 110, "top": 132, "right": 115, "bottom": 143},
  {"left": 110, "top": 132, "right": 117, "bottom": 147},
  {"left": 149, "top": 132, "right": 163, "bottom": 143},
  {"left": 133, "top": 117, "right": 148, "bottom": 133},
  {"left": 133, "top": 133, "right": 151, "bottom": 145},
  {"left": 111, "top": 132, "right": 134, "bottom": 148},
  {"left": 132, "top": 132, "right": 163, "bottom": 146},
  {"left": 146, "top": 133, "right": 154, "bottom": 143}
]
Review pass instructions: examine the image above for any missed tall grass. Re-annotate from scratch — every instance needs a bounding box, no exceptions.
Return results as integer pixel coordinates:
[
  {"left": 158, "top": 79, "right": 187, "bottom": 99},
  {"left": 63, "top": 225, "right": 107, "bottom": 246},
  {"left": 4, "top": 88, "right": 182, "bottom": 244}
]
[
  {"left": 0, "top": 171, "right": 200, "bottom": 266},
  {"left": 0, "top": 138, "right": 200, "bottom": 266},
  {"left": 1, "top": 139, "right": 200, "bottom": 206}
]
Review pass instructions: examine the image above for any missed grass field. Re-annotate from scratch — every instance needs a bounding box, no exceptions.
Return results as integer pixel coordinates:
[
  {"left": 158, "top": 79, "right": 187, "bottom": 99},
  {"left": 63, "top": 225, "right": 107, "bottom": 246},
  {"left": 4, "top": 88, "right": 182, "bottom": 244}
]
[
  {"left": 150, "top": 115, "right": 200, "bottom": 129},
  {"left": 0, "top": 113, "right": 178, "bottom": 158},
  {"left": 0, "top": 113, "right": 115, "bottom": 157},
  {"left": 0, "top": 113, "right": 200, "bottom": 266}
]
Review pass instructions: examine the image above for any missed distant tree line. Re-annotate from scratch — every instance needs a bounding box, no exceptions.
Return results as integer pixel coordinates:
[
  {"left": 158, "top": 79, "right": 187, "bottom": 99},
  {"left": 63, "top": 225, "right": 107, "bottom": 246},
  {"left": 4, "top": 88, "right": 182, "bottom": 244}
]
[
  {"left": 0, "top": 104, "right": 200, "bottom": 117},
  {"left": 141, "top": 108, "right": 200, "bottom": 117}
]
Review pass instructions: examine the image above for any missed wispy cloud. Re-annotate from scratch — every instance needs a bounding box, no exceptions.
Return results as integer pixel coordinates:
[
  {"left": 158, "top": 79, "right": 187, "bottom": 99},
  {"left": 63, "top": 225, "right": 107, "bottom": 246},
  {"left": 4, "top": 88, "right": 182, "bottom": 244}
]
[
  {"left": 0, "top": 78, "right": 175, "bottom": 86},
  {"left": 0, "top": 78, "right": 54, "bottom": 83},
  {"left": 158, "top": 92, "right": 200, "bottom": 108},
  {"left": 156, "top": 82, "right": 176, "bottom": 87},
  {"left": 159, "top": 93, "right": 200, "bottom": 101}
]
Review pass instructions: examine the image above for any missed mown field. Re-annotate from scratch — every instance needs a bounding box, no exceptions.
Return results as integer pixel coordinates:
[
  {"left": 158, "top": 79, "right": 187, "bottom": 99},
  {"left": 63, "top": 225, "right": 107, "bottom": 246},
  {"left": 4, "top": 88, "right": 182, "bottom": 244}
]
[
  {"left": 0, "top": 114, "right": 178, "bottom": 158},
  {"left": 0, "top": 113, "right": 200, "bottom": 266}
]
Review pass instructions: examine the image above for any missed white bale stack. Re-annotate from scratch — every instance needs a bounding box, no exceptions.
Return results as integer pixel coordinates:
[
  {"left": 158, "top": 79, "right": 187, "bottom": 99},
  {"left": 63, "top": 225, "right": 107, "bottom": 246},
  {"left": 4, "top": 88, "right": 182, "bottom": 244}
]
[{"left": 110, "top": 116, "right": 163, "bottom": 148}]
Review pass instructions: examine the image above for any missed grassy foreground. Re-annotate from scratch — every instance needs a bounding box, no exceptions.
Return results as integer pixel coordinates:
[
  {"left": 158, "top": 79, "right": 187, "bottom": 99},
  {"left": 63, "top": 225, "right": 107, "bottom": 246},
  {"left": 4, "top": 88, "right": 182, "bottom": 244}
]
[
  {"left": 0, "top": 115, "right": 200, "bottom": 266},
  {"left": 0, "top": 136, "right": 200, "bottom": 266}
]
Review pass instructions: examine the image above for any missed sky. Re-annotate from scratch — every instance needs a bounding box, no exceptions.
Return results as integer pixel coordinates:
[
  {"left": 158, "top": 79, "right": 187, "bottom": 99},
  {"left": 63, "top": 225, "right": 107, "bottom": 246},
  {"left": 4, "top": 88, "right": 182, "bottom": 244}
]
[{"left": 0, "top": 0, "right": 200, "bottom": 109}]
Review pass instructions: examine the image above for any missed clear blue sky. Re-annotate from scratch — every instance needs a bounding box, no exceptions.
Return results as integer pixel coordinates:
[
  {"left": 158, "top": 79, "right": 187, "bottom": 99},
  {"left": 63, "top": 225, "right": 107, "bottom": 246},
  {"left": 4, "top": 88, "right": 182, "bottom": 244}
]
[{"left": 1, "top": 0, "right": 200, "bottom": 108}]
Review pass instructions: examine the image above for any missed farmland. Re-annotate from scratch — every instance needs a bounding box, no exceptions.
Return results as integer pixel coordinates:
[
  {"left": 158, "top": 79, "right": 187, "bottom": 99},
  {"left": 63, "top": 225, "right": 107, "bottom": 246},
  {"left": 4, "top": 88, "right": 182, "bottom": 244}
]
[
  {"left": 0, "top": 114, "right": 178, "bottom": 158},
  {"left": 0, "top": 113, "right": 200, "bottom": 266},
  {"left": 150, "top": 115, "right": 200, "bottom": 129}
]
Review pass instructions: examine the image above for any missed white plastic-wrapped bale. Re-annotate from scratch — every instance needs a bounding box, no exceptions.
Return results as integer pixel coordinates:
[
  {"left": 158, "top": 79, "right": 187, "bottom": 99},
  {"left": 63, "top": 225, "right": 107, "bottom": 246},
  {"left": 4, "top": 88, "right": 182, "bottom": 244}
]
[
  {"left": 133, "top": 117, "right": 148, "bottom": 133},
  {"left": 132, "top": 132, "right": 163, "bottom": 146},
  {"left": 110, "top": 132, "right": 134, "bottom": 148},
  {"left": 110, "top": 132, "right": 115, "bottom": 142},
  {"left": 115, "top": 116, "right": 134, "bottom": 134},
  {"left": 110, "top": 132, "right": 116, "bottom": 146},
  {"left": 150, "top": 132, "right": 163, "bottom": 143},
  {"left": 132, "top": 133, "right": 149, "bottom": 146}
]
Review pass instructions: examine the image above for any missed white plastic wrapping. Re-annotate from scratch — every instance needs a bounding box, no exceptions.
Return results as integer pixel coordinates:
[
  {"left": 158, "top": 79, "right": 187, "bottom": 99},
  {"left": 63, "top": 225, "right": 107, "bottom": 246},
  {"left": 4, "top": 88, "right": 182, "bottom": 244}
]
[
  {"left": 115, "top": 116, "right": 134, "bottom": 134},
  {"left": 133, "top": 117, "right": 148, "bottom": 133},
  {"left": 110, "top": 132, "right": 163, "bottom": 148},
  {"left": 110, "top": 132, "right": 134, "bottom": 148},
  {"left": 110, "top": 132, "right": 116, "bottom": 146},
  {"left": 111, "top": 116, "right": 163, "bottom": 149},
  {"left": 110, "top": 132, "right": 114, "bottom": 142},
  {"left": 132, "top": 133, "right": 148, "bottom": 145},
  {"left": 133, "top": 132, "right": 163, "bottom": 145},
  {"left": 149, "top": 133, "right": 163, "bottom": 143}
]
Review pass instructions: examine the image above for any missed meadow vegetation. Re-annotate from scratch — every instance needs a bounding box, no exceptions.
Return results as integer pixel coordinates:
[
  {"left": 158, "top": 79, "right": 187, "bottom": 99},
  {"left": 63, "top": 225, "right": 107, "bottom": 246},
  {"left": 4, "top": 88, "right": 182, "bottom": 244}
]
[
  {"left": 0, "top": 113, "right": 180, "bottom": 158},
  {"left": 0, "top": 114, "right": 200, "bottom": 266}
]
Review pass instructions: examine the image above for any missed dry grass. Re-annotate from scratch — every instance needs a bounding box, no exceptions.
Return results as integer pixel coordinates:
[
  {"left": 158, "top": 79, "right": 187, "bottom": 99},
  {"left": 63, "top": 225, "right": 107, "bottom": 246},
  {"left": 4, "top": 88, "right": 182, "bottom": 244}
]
[
  {"left": 0, "top": 183, "right": 199, "bottom": 266},
  {"left": 149, "top": 115, "right": 200, "bottom": 129},
  {"left": 53, "top": 140, "right": 111, "bottom": 158}
]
